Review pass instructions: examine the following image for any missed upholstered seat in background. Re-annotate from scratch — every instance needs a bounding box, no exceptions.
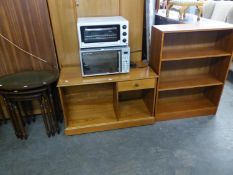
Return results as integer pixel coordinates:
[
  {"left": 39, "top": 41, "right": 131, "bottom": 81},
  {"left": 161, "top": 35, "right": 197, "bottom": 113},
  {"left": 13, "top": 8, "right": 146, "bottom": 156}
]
[{"left": 203, "top": 1, "right": 233, "bottom": 24}]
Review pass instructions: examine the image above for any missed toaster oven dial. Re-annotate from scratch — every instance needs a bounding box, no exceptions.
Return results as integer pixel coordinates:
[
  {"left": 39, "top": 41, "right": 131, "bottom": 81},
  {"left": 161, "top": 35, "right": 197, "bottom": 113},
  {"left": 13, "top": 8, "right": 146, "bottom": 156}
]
[
  {"left": 122, "top": 25, "right": 127, "bottom": 29},
  {"left": 123, "top": 32, "right": 127, "bottom": 36},
  {"left": 123, "top": 39, "right": 127, "bottom": 43}
]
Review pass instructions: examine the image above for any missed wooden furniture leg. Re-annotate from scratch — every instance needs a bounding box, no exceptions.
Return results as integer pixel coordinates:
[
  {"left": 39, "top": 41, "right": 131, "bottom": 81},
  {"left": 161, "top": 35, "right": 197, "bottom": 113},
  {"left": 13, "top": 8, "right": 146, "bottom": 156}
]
[
  {"left": 179, "top": 6, "right": 188, "bottom": 20},
  {"left": 43, "top": 94, "right": 56, "bottom": 136},
  {"left": 0, "top": 70, "right": 60, "bottom": 139},
  {"left": 166, "top": 4, "right": 173, "bottom": 18},
  {"left": 10, "top": 102, "right": 26, "bottom": 139},
  {"left": 183, "top": 6, "right": 190, "bottom": 19},
  {"left": 196, "top": 5, "right": 203, "bottom": 21},
  {"left": 14, "top": 102, "right": 28, "bottom": 139},
  {"left": 48, "top": 86, "right": 61, "bottom": 130},
  {"left": 0, "top": 104, "right": 6, "bottom": 124},
  {"left": 47, "top": 91, "right": 60, "bottom": 134},
  {"left": 5, "top": 99, "right": 20, "bottom": 138},
  {"left": 49, "top": 86, "right": 63, "bottom": 123},
  {"left": 40, "top": 96, "right": 51, "bottom": 137},
  {"left": 21, "top": 101, "right": 35, "bottom": 124}
]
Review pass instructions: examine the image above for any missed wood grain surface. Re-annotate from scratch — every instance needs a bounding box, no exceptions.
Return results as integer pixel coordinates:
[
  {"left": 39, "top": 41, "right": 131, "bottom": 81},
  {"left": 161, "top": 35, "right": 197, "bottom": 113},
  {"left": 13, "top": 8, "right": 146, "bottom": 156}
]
[{"left": 0, "top": 0, "right": 58, "bottom": 76}]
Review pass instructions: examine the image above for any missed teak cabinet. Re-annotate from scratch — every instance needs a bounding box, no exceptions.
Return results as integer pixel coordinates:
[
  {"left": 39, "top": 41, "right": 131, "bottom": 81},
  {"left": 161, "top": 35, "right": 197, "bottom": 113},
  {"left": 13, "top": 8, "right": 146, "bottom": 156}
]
[
  {"left": 47, "top": 0, "right": 145, "bottom": 67},
  {"left": 150, "top": 24, "right": 233, "bottom": 121},
  {"left": 46, "top": 0, "right": 151, "bottom": 135},
  {"left": 57, "top": 66, "right": 158, "bottom": 135}
]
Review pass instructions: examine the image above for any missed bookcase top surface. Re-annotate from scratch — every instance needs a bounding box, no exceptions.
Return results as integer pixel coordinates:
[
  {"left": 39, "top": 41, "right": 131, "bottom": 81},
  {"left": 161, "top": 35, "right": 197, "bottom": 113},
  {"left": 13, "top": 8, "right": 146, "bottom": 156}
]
[
  {"left": 57, "top": 66, "right": 158, "bottom": 87},
  {"left": 153, "top": 23, "right": 233, "bottom": 33}
]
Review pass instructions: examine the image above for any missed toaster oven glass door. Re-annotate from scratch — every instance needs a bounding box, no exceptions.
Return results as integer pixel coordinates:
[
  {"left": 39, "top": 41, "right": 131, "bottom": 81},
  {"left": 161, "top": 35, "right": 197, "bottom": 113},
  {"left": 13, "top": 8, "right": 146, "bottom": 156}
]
[
  {"left": 81, "top": 50, "right": 121, "bottom": 76},
  {"left": 81, "top": 25, "right": 120, "bottom": 43}
]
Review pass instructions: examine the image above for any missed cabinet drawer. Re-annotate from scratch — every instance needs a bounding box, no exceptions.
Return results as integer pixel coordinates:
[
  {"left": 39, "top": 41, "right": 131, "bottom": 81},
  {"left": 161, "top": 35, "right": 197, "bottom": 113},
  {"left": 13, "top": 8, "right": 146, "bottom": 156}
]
[{"left": 117, "top": 79, "right": 156, "bottom": 92}]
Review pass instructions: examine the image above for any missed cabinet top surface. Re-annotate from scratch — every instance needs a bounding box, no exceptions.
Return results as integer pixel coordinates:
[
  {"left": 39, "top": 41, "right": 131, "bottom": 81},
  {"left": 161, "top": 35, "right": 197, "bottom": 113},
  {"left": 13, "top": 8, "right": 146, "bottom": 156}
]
[
  {"left": 57, "top": 66, "right": 158, "bottom": 87},
  {"left": 155, "top": 10, "right": 233, "bottom": 33},
  {"left": 154, "top": 22, "right": 233, "bottom": 34}
]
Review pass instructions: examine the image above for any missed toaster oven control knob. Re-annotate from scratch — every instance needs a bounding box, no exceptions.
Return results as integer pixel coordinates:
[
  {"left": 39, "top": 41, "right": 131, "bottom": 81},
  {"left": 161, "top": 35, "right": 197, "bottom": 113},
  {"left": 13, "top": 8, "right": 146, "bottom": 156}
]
[
  {"left": 123, "top": 39, "right": 127, "bottom": 43},
  {"left": 122, "top": 25, "right": 127, "bottom": 29},
  {"left": 123, "top": 32, "right": 127, "bottom": 36}
]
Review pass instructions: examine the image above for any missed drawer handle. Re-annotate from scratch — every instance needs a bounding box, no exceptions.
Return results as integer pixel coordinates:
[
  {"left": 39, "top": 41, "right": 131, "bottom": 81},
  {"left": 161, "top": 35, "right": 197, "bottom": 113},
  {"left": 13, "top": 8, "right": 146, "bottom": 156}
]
[{"left": 134, "top": 83, "right": 139, "bottom": 87}]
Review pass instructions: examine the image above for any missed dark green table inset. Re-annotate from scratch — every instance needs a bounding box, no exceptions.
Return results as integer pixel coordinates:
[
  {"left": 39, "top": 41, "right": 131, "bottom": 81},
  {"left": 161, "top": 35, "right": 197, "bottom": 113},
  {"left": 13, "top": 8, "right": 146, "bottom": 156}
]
[
  {"left": 0, "top": 71, "right": 59, "bottom": 91},
  {"left": 0, "top": 70, "right": 62, "bottom": 139}
]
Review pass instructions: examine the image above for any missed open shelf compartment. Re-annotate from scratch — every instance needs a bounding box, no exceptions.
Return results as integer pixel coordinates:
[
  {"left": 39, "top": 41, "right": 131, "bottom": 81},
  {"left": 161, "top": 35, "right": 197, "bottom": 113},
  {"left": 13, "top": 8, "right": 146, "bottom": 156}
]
[
  {"left": 117, "top": 90, "right": 155, "bottom": 121},
  {"left": 61, "top": 83, "right": 117, "bottom": 130},
  {"left": 159, "top": 57, "right": 230, "bottom": 91},
  {"left": 59, "top": 81, "right": 156, "bottom": 135},
  {"left": 156, "top": 86, "right": 223, "bottom": 121},
  {"left": 162, "top": 30, "right": 233, "bottom": 61}
]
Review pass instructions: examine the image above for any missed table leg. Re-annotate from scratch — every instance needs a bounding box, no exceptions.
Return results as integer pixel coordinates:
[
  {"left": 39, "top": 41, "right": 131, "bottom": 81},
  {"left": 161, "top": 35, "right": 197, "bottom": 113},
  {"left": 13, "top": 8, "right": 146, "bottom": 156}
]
[
  {"left": 178, "top": 6, "right": 187, "bottom": 20},
  {"left": 196, "top": 5, "right": 203, "bottom": 21},
  {"left": 48, "top": 88, "right": 60, "bottom": 133},
  {"left": 40, "top": 96, "right": 51, "bottom": 137},
  {"left": 13, "top": 102, "right": 28, "bottom": 139},
  {"left": 0, "top": 105, "right": 4, "bottom": 125},
  {"left": 50, "top": 86, "right": 63, "bottom": 123},
  {"left": 22, "top": 101, "right": 36, "bottom": 124},
  {"left": 5, "top": 99, "right": 20, "bottom": 138},
  {"left": 166, "top": 4, "right": 173, "bottom": 18},
  {"left": 44, "top": 94, "right": 56, "bottom": 136}
]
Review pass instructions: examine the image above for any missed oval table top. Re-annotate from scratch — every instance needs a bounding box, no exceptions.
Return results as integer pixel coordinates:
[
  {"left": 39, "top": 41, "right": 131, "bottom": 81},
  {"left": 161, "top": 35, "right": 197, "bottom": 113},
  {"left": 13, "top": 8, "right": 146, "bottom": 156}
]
[{"left": 0, "top": 70, "right": 59, "bottom": 91}]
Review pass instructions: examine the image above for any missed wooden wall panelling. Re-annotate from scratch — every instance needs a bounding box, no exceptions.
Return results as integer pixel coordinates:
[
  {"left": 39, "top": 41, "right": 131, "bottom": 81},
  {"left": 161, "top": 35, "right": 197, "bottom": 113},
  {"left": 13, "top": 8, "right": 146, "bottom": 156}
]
[
  {"left": 0, "top": 0, "right": 58, "bottom": 116},
  {"left": 47, "top": 0, "right": 79, "bottom": 67},
  {"left": 120, "top": 0, "right": 145, "bottom": 62},
  {"left": 0, "top": 0, "right": 58, "bottom": 76},
  {"left": 77, "top": 0, "right": 120, "bottom": 17},
  {"left": 131, "top": 51, "right": 143, "bottom": 63}
]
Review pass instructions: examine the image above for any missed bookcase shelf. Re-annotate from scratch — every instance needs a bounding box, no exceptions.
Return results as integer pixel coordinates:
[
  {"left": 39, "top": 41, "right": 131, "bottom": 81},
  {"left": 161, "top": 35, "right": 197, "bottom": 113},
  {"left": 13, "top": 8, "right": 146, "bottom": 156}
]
[
  {"left": 157, "top": 88, "right": 218, "bottom": 121},
  {"left": 162, "top": 47, "right": 231, "bottom": 61},
  {"left": 150, "top": 24, "right": 233, "bottom": 121},
  {"left": 158, "top": 56, "right": 231, "bottom": 91},
  {"left": 159, "top": 74, "right": 223, "bottom": 91}
]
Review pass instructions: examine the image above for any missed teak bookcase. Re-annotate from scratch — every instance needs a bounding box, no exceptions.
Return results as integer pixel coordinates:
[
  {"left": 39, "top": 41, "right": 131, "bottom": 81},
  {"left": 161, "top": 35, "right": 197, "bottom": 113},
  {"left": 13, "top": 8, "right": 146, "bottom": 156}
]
[
  {"left": 57, "top": 66, "right": 158, "bottom": 135},
  {"left": 150, "top": 24, "right": 233, "bottom": 121}
]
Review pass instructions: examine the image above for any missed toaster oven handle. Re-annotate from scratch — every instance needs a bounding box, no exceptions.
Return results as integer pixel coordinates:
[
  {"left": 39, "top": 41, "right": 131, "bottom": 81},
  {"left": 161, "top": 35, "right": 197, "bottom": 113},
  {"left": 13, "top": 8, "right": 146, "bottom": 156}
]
[
  {"left": 85, "top": 27, "right": 118, "bottom": 32},
  {"left": 118, "top": 51, "right": 122, "bottom": 72}
]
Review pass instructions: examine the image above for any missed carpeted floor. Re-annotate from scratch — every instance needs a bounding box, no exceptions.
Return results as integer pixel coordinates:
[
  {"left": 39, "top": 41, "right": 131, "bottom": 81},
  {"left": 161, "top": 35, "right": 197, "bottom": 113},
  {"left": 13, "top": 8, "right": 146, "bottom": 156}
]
[{"left": 1, "top": 81, "right": 233, "bottom": 175}]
